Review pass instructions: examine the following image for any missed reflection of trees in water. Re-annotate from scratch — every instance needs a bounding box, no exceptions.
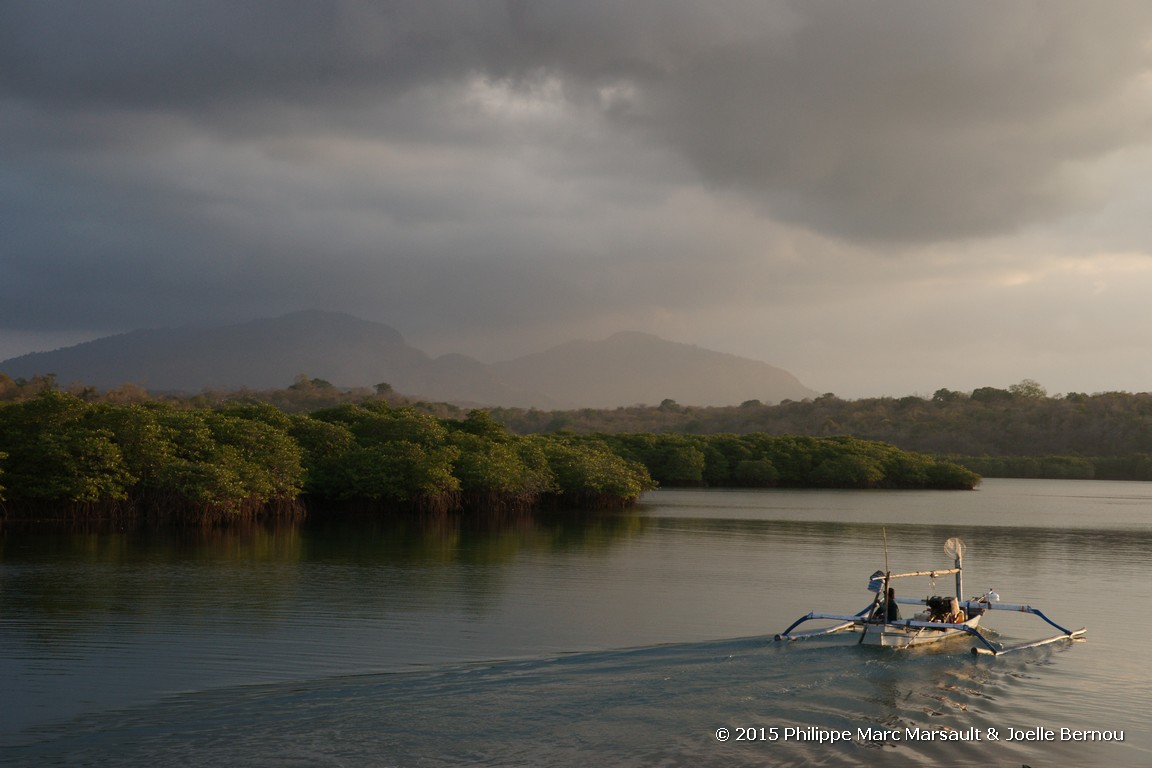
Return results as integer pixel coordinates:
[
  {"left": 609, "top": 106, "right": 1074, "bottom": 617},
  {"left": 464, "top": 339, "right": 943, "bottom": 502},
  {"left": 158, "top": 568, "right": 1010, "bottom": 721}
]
[
  {"left": 0, "top": 509, "right": 651, "bottom": 643},
  {"left": 0, "top": 521, "right": 312, "bottom": 645},
  {"left": 301, "top": 506, "right": 649, "bottom": 565}
]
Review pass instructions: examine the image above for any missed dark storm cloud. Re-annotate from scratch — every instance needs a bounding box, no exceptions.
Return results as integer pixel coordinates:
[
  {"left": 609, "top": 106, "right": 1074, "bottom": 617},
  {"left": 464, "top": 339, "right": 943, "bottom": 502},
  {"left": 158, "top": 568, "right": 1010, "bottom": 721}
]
[
  {"left": 613, "top": 1, "right": 1152, "bottom": 241},
  {"left": 3, "top": 1, "right": 1152, "bottom": 394},
  {"left": 1, "top": 2, "right": 474, "bottom": 108},
  {"left": 7, "top": 1, "right": 1147, "bottom": 171}
]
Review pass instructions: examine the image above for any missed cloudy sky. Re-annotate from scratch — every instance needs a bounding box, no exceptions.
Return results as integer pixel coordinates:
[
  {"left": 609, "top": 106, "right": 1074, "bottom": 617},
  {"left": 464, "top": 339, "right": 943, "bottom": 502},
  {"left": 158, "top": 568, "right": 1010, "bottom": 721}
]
[{"left": 3, "top": 1, "right": 1152, "bottom": 398}]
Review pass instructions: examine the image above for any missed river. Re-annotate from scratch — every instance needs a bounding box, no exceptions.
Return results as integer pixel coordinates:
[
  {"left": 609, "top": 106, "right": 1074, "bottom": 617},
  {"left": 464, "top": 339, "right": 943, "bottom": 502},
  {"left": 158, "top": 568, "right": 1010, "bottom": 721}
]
[{"left": 1, "top": 478, "right": 1149, "bottom": 766}]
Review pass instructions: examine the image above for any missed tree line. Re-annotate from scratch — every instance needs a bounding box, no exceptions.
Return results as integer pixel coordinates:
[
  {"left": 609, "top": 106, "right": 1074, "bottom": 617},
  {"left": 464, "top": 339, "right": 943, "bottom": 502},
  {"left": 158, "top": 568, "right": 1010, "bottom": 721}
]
[
  {"left": 488, "top": 381, "right": 1152, "bottom": 480},
  {"left": 5, "top": 372, "right": 1150, "bottom": 480},
  {"left": 0, "top": 392, "right": 655, "bottom": 523},
  {"left": 0, "top": 390, "right": 977, "bottom": 524},
  {"left": 596, "top": 432, "right": 978, "bottom": 490}
]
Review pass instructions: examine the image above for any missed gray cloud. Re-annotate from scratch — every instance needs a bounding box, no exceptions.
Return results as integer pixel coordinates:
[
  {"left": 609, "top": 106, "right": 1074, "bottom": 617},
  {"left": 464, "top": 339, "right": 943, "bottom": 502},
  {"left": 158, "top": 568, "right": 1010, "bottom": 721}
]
[{"left": 3, "top": 1, "right": 1152, "bottom": 395}]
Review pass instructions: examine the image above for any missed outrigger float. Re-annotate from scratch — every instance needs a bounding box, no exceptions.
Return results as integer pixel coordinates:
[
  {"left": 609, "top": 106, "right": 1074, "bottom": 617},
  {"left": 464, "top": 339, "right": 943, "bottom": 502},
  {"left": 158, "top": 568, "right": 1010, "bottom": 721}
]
[{"left": 774, "top": 537, "right": 1086, "bottom": 656}]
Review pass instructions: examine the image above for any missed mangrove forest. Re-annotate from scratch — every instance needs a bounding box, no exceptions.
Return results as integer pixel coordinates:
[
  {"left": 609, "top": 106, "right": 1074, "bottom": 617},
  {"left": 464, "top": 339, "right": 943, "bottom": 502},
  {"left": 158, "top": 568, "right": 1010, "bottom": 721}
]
[{"left": 0, "top": 391, "right": 978, "bottom": 524}]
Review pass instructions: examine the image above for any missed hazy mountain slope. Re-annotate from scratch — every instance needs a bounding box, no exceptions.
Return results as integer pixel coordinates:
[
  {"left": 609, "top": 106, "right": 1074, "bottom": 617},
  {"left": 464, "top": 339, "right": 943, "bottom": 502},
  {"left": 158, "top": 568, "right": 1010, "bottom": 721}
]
[
  {"left": 1, "top": 315, "right": 816, "bottom": 407},
  {"left": 489, "top": 331, "right": 817, "bottom": 408},
  {"left": 415, "top": 353, "right": 563, "bottom": 408},
  {"left": 1, "top": 311, "right": 431, "bottom": 393}
]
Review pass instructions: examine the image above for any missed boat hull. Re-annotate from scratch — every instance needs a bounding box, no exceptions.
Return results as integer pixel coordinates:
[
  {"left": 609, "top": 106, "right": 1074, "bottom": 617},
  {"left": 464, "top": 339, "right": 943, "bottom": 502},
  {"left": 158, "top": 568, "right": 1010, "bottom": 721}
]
[{"left": 858, "top": 615, "right": 982, "bottom": 648}]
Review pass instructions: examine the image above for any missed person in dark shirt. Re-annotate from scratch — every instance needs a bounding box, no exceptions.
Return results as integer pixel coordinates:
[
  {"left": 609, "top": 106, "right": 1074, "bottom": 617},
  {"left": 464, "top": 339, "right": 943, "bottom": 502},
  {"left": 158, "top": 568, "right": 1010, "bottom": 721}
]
[
  {"left": 885, "top": 587, "right": 900, "bottom": 622},
  {"left": 870, "top": 584, "right": 901, "bottom": 622}
]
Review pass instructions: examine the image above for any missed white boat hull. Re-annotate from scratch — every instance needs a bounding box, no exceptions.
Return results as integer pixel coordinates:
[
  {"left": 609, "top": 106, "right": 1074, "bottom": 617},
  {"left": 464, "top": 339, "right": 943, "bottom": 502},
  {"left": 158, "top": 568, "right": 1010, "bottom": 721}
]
[{"left": 858, "top": 615, "right": 982, "bottom": 648}]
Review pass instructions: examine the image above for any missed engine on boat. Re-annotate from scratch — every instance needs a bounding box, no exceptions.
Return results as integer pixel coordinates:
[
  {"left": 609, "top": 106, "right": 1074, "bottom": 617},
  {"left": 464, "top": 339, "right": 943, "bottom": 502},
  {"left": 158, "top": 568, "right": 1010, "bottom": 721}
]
[{"left": 924, "top": 595, "right": 962, "bottom": 622}]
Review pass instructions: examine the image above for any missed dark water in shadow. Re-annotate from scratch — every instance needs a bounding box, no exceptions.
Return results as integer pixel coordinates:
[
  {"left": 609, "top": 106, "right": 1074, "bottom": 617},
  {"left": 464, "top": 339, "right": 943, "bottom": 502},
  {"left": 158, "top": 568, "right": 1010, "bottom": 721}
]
[{"left": 1, "top": 479, "right": 1149, "bottom": 766}]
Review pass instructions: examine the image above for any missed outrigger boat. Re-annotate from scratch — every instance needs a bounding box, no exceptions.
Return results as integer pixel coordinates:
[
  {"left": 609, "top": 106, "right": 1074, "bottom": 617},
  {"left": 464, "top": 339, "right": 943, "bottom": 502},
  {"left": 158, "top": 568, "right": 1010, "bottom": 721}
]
[{"left": 774, "top": 537, "right": 1086, "bottom": 656}]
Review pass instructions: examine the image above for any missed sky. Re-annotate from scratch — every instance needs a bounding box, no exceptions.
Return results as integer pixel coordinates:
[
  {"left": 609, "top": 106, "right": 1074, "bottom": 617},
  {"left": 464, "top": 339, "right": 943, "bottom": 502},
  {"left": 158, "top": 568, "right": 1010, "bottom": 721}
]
[{"left": 3, "top": 1, "right": 1152, "bottom": 399}]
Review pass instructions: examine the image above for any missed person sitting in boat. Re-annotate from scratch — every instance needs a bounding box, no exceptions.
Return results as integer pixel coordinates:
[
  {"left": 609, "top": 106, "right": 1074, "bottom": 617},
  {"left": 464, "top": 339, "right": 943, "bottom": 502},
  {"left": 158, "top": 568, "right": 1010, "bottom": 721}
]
[{"left": 875, "top": 586, "right": 900, "bottom": 622}]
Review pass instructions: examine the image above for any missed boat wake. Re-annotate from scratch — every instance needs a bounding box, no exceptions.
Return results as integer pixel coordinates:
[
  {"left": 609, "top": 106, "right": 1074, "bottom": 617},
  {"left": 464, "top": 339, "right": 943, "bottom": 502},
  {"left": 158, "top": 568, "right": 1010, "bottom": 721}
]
[{"left": 0, "top": 635, "right": 1084, "bottom": 768}]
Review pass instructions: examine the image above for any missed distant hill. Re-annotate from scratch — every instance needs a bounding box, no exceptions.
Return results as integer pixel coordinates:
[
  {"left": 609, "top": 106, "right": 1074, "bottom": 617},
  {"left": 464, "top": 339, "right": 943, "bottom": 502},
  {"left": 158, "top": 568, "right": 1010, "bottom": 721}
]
[
  {"left": 490, "top": 331, "right": 816, "bottom": 408},
  {"left": 0, "top": 311, "right": 817, "bottom": 408}
]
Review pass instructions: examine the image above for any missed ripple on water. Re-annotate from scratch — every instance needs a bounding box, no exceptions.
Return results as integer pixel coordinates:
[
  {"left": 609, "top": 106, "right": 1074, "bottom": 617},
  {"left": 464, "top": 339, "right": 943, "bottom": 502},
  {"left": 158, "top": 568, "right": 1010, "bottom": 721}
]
[{"left": 3, "top": 635, "right": 1136, "bottom": 768}]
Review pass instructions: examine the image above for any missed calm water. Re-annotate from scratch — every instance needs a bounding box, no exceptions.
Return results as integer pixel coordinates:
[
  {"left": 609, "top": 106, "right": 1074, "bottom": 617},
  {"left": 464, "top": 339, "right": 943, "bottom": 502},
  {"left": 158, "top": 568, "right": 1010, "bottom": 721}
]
[{"left": 1, "top": 478, "right": 1150, "bottom": 766}]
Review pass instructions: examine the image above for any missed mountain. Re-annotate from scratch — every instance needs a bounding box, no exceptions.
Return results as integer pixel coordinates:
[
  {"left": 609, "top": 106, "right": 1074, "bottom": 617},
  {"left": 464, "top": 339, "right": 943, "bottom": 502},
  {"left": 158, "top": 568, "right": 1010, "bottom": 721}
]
[
  {"left": 490, "top": 331, "right": 816, "bottom": 408},
  {"left": 0, "top": 312, "right": 817, "bottom": 408},
  {"left": 2, "top": 311, "right": 424, "bottom": 391},
  {"left": 0, "top": 311, "right": 534, "bottom": 405}
]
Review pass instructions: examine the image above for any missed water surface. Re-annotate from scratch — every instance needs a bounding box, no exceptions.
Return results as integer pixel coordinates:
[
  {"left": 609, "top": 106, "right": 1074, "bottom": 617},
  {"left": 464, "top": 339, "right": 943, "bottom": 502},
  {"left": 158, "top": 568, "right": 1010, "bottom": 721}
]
[{"left": 1, "top": 478, "right": 1149, "bottom": 766}]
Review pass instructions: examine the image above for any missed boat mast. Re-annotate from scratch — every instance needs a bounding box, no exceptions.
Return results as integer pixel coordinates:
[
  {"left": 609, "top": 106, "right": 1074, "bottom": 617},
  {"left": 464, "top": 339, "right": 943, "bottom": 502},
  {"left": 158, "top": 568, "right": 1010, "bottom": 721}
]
[
  {"left": 944, "top": 538, "right": 965, "bottom": 600},
  {"left": 956, "top": 548, "right": 963, "bottom": 600},
  {"left": 882, "top": 527, "right": 890, "bottom": 580}
]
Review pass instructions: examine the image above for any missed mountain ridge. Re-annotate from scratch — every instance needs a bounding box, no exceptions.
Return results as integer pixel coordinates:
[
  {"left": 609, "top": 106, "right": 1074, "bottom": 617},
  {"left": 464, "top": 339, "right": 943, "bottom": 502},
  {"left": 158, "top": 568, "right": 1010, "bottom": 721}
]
[{"left": 0, "top": 311, "right": 817, "bottom": 408}]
